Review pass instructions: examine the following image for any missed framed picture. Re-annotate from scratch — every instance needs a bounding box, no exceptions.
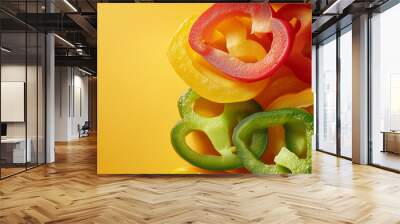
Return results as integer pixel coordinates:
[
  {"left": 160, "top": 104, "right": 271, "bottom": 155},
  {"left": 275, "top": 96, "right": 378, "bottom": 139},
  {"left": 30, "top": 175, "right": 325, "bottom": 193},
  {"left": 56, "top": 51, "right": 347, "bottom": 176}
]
[{"left": 98, "top": 3, "right": 313, "bottom": 174}]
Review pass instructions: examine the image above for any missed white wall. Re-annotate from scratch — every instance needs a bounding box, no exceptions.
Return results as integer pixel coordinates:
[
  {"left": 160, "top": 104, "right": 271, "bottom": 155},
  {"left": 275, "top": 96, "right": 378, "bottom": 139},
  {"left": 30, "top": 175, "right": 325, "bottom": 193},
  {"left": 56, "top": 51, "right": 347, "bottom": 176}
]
[
  {"left": 72, "top": 73, "right": 89, "bottom": 138},
  {"left": 55, "top": 67, "right": 89, "bottom": 141},
  {"left": 46, "top": 33, "right": 56, "bottom": 163},
  {"left": 55, "top": 67, "right": 70, "bottom": 141},
  {"left": 352, "top": 14, "right": 369, "bottom": 164}
]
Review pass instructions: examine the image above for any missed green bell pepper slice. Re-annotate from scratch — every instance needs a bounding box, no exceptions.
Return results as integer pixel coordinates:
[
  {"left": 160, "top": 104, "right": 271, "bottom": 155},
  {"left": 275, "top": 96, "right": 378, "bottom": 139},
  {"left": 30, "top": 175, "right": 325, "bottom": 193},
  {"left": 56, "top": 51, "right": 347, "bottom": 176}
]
[
  {"left": 233, "top": 108, "right": 313, "bottom": 174},
  {"left": 171, "top": 89, "right": 267, "bottom": 171}
]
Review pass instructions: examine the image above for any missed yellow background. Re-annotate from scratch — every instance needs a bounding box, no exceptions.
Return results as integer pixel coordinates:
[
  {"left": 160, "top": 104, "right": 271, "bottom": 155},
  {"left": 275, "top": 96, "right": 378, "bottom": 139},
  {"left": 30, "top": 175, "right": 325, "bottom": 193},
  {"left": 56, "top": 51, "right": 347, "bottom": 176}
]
[{"left": 97, "top": 3, "right": 212, "bottom": 174}]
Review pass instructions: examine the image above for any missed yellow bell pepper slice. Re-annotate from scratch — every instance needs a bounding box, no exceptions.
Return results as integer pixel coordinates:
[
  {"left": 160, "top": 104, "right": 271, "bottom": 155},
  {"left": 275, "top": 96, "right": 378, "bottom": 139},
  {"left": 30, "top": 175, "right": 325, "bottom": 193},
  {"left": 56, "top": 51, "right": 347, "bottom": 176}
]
[
  {"left": 218, "top": 18, "right": 266, "bottom": 62},
  {"left": 167, "top": 17, "right": 269, "bottom": 103},
  {"left": 267, "top": 88, "right": 313, "bottom": 110}
]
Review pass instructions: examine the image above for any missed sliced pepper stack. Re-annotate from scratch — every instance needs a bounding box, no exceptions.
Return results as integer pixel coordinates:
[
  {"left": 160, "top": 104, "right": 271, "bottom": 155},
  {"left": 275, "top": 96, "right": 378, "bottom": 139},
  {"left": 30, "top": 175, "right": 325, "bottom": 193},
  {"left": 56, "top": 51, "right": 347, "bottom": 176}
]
[{"left": 168, "top": 3, "right": 313, "bottom": 174}]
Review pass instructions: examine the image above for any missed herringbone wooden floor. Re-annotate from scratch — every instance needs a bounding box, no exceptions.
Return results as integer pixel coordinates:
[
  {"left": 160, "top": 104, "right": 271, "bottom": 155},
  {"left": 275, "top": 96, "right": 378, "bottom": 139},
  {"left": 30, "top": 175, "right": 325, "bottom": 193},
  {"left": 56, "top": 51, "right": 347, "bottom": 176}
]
[{"left": 1, "top": 135, "right": 400, "bottom": 224}]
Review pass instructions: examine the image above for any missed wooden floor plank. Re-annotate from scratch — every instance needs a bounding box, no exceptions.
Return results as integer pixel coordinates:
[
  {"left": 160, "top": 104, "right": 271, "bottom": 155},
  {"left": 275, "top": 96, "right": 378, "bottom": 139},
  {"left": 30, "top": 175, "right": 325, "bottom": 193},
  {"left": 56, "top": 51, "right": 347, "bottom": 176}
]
[{"left": 0, "top": 135, "right": 400, "bottom": 223}]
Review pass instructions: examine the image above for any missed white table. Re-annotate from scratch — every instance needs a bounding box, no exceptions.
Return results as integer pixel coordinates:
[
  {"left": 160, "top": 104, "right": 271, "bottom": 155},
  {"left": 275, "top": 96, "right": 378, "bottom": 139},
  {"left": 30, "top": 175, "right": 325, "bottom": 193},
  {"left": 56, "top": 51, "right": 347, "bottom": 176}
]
[{"left": 1, "top": 138, "right": 31, "bottom": 163}]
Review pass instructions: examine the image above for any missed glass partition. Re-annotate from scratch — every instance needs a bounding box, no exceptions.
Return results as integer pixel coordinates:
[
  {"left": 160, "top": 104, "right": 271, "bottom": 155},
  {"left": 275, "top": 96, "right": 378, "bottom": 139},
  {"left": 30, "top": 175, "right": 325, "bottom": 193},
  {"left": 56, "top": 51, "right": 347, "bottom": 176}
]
[
  {"left": 38, "top": 32, "right": 46, "bottom": 165},
  {"left": 317, "top": 35, "right": 337, "bottom": 154},
  {"left": 371, "top": 4, "right": 400, "bottom": 171},
  {"left": 1, "top": 31, "right": 28, "bottom": 178},
  {"left": 0, "top": 2, "right": 46, "bottom": 179},
  {"left": 312, "top": 45, "right": 317, "bottom": 150},
  {"left": 339, "top": 27, "right": 352, "bottom": 158},
  {"left": 27, "top": 30, "right": 38, "bottom": 169}
]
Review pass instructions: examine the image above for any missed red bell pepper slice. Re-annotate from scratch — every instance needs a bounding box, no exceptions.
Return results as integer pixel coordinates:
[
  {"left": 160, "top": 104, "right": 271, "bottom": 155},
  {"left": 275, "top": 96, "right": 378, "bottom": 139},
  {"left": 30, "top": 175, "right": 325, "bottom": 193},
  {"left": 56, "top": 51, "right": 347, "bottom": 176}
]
[
  {"left": 189, "top": 3, "right": 294, "bottom": 83},
  {"left": 276, "top": 4, "right": 312, "bottom": 84}
]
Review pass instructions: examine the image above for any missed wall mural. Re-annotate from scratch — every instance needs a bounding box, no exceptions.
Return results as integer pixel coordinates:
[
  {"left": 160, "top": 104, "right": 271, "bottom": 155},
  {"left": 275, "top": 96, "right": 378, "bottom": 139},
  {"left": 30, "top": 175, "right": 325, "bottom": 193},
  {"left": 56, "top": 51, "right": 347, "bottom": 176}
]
[{"left": 98, "top": 3, "right": 313, "bottom": 174}]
